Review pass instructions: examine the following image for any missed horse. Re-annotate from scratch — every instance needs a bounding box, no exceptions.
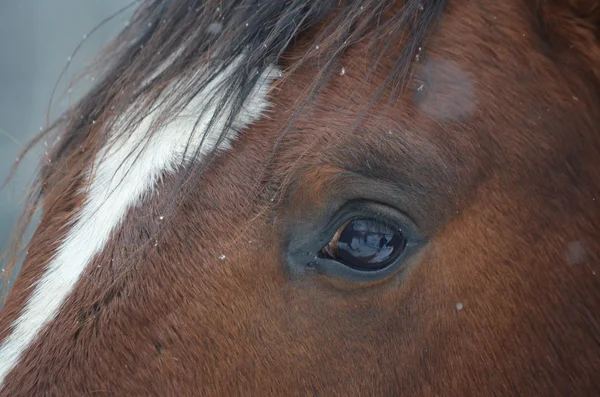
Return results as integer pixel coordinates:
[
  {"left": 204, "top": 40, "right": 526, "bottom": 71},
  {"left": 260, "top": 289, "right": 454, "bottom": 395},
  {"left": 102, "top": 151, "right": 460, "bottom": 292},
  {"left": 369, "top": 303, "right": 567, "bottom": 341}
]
[{"left": 1, "top": 0, "right": 599, "bottom": 395}]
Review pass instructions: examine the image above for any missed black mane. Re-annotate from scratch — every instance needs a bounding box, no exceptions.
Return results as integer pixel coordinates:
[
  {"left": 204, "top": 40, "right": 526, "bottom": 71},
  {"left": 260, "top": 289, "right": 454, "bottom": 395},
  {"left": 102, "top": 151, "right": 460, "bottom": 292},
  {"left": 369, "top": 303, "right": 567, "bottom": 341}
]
[{"left": 51, "top": 0, "right": 446, "bottom": 171}]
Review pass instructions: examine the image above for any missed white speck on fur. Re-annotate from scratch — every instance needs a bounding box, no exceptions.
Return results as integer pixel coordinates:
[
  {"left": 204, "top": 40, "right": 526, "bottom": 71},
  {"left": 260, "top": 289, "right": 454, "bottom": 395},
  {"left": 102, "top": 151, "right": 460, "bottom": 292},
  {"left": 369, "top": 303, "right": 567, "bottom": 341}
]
[
  {"left": 0, "top": 56, "right": 280, "bottom": 387},
  {"left": 456, "top": 302, "right": 464, "bottom": 311},
  {"left": 207, "top": 22, "right": 223, "bottom": 35}
]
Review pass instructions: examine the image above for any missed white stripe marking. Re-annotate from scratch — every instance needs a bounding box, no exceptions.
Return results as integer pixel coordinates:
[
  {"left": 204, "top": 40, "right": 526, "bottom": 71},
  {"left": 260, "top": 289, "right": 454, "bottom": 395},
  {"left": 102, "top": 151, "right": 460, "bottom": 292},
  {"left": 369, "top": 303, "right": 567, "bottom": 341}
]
[{"left": 0, "top": 58, "right": 279, "bottom": 386}]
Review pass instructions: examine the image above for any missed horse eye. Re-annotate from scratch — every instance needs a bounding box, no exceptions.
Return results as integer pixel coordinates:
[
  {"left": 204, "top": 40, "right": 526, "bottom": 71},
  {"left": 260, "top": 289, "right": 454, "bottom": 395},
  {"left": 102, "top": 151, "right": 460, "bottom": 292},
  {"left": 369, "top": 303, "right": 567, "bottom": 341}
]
[{"left": 321, "top": 219, "right": 407, "bottom": 271}]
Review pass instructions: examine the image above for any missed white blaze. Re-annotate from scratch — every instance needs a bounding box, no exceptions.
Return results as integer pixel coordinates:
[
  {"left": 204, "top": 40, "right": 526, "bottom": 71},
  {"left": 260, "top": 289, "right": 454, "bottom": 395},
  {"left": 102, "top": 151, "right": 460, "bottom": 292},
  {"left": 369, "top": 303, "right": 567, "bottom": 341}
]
[{"left": 0, "top": 58, "right": 279, "bottom": 386}]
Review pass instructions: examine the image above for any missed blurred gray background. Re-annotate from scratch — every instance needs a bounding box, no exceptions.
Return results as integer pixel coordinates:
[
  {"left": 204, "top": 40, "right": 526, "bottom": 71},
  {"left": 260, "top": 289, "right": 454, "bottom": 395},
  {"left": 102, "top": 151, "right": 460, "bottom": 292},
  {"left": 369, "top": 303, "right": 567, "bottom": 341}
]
[{"left": 1, "top": 1, "right": 132, "bottom": 296}]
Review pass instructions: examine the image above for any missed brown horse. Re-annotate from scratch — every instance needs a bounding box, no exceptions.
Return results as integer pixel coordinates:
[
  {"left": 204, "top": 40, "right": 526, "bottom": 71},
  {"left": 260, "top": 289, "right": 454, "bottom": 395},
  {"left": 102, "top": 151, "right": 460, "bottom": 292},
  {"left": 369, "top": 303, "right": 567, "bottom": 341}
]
[{"left": 1, "top": 0, "right": 599, "bottom": 395}]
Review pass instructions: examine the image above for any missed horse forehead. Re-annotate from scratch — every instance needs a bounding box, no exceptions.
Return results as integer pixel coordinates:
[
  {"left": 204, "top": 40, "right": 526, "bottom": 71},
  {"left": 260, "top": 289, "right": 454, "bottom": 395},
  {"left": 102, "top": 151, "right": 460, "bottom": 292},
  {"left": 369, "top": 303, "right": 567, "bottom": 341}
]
[{"left": 0, "top": 60, "right": 280, "bottom": 387}]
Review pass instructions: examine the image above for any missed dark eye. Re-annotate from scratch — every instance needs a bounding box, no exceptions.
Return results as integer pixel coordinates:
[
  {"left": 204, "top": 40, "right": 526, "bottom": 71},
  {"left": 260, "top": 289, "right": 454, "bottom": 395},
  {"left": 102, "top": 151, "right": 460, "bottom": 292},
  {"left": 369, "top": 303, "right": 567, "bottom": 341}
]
[{"left": 321, "top": 218, "right": 407, "bottom": 271}]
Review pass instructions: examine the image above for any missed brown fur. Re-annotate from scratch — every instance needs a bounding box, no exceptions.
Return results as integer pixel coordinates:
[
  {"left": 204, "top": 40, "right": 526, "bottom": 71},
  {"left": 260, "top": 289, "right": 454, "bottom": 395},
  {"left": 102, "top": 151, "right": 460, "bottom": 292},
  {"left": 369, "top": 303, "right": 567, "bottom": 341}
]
[{"left": 1, "top": 0, "right": 600, "bottom": 395}]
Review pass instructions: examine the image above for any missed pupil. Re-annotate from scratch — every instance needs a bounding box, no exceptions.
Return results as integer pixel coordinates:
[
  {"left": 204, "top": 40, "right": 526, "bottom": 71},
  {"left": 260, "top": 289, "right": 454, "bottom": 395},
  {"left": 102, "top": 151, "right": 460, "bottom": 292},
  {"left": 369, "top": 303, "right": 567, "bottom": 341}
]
[{"left": 337, "top": 219, "right": 406, "bottom": 271}]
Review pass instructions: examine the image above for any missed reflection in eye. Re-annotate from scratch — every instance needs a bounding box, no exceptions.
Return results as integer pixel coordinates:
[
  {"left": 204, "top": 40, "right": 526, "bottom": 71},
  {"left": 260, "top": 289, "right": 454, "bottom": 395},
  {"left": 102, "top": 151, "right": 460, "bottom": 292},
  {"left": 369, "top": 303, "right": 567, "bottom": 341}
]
[{"left": 322, "top": 219, "right": 406, "bottom": 271}]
